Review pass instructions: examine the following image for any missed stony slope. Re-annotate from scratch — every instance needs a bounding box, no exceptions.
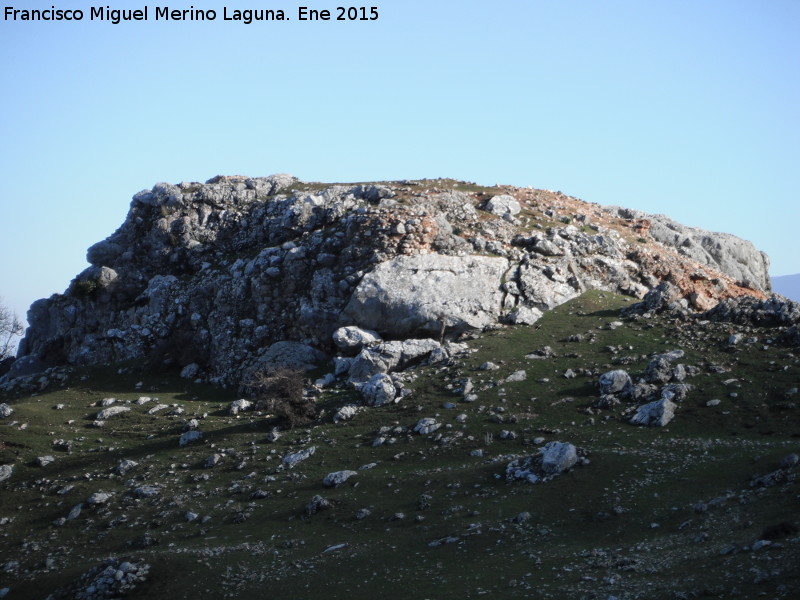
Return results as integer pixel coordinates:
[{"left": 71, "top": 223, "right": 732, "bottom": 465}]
[
  {"left": 1, "top": 289, "right": 799, "bottom": 600},
  {"left": 1, "top": 175, "right": 798, "bottom": 599},
  {"left": 11, "top": 175, "right": 770, "bottom": 388}
]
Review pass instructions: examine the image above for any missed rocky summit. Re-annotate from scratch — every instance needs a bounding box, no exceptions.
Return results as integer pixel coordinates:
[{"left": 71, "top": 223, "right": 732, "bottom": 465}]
[
  {"left": 13, "top": 175, "right": 770, "bottom": 386},
  {"left": 1, "top": 176, "right": 799, "bottom": 600}
]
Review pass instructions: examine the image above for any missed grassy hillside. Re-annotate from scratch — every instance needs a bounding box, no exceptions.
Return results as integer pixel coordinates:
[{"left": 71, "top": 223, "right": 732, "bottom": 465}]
[{"left": 1, "top": 290, "right": 798, "bottom": 599}]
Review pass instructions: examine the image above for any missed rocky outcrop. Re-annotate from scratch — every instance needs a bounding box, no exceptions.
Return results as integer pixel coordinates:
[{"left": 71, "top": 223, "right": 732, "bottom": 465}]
[
  {"left": 606, "top": 206, "right": 771, "bottom": 291},
  {"left": 11, "top": 175, "right": 770, "bottom": 387}
]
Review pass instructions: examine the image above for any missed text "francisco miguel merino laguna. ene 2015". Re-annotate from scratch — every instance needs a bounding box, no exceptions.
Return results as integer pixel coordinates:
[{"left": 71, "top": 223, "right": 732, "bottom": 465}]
[{"left": 3, "top": 6, "right": 380, "bottom": 24}]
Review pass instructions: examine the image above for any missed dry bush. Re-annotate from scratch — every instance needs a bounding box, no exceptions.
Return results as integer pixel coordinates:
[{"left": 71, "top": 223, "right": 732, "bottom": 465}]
[{"left": 249, "top": 368, "right": 317, "bottom": 429}]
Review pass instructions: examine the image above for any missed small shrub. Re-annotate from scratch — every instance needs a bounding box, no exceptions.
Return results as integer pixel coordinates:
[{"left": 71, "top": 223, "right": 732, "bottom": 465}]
[
  {"left": 559, "top": 216, "right": 572, "bottom": 225},
  {"left": 249, "top": 368, "right": 317, "bottom": 429},
  {"left": 70, "top": 279, "right": 98, "bottom": 298}
]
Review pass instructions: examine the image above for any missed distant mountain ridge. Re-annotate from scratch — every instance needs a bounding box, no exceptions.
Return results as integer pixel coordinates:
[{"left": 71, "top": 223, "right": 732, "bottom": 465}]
[{"left": 772, "top": 273, "right": 800, "bottom": 302}]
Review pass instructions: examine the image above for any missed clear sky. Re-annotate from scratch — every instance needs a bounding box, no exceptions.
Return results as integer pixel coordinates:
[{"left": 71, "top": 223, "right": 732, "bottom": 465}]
[{"left": 1, "top": 0, "right": 798, "bottom": 325}]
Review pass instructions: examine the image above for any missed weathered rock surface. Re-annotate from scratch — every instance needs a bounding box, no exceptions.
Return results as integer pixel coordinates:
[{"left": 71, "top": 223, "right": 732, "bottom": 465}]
[
  {"left": 95, "top": 406, "right": 130, "bottom": 420},
  {"left": 540, "top": 441, "right": 579, "bottom": 475},
  {"left": 630, "top": 397, "right": 677, "bottom": 427},
  {"left": 322, "top": 470, "right": 357, "bottom": 487},
  {"left": 605, "top": 206, "right": 771, "bottom": 291},
  {"left": 332, "top": 326, "right": 381, "bottom": 353},
  {"left": 360, "top": 373, "right": 398, "bottom": 407},
  {"left": 344, "top": 254, "right": 510, "bottom": 337},
  {"left": 10, "top": 175, "right": 769, "bottom": 388},
  {"left": 599, "top": 369, "right": 633, "bottom": 397}
]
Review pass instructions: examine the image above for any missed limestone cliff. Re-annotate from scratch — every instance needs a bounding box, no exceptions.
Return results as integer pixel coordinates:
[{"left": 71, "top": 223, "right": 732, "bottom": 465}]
[{"left": 15, "top": 175, "right": 770, "bottom": 386}]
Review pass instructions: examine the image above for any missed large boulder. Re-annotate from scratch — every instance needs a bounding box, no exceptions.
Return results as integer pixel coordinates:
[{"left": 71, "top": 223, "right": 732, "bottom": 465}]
[
  {"left": 348, "top": 339, "right": 441, "bottom": 383},
  {"left": 332, "top": 326, "right": 381, "bottom": 354},
  {"left": 344, "top": 254, "right": 509, "bottom": 338},
  {"left": 540, "top": 441, "right": 578, "bottom": 475},
  {"left": 630, "top": 397, "right": 677, "bottom": 427},
  {"left": 360, "top": 373, "right": 397, "bottom": 407},
  {"left": 599, "top": 369, "right": 633, "bottom": 397},
  {"left": 485, "top": 194, "right": 521, "bottom": 218}
]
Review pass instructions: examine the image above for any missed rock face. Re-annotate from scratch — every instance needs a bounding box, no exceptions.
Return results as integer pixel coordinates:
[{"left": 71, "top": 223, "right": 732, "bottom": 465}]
[
  {"left": 11, "top": 175, "right": 769, "bottom": 387},
  {"left": 606, "top": 206, "right": 771, "bottom": 291},
  {"left": 345, "top": 254, "right": 510, "bottom": 337}
]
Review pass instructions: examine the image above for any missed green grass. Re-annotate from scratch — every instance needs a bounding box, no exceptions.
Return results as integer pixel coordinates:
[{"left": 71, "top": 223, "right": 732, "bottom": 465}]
[{"left": 2, "top": 290, "right": 799, "bottom": 599}]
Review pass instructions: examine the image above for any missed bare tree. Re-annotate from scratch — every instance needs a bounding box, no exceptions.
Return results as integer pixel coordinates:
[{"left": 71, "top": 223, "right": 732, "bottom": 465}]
[{"left": 1, "top": 298, "right": 24, "bottom": 361}]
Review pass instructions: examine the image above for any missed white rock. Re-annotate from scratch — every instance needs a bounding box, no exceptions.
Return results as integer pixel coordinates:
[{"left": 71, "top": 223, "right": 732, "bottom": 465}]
[
  {"left": 96, "top": 406, "right": 131, "bottom": 420},
  {"left": 540, "top": 441, "right": 578, "bottom": 475},
  {"left": 630, "top": 398, "right": 677, "bottom": 427},
  {"left": 485, "top": 194, "right": 521, "bottom": 217},
  {"left": 323, "top": 470, "right": 358, "bottom": 487},
  {"left": 345, "top": 254, "right": 509, "bottom": 338},
  {"left": 504, "top": 370, "right": 527, "bottom": 383},
  {"left": 361, "top": 373, "right": 397, "bottom": 407},
  {"left": 0, "top": 404, "right": 14, "bottom": 418},
  {"left": 87, "top": 492, "right": 112, "bottom": 506},
  {"left": 599, "top": 369, "right": 633, "bottom": 396},
  {"left": 229, "top": 399, "right": 253, "bottom": 415},
  {"left": 332, "top": 326, "right": 381, "bottom": 352},
  {"left": 333, "top": 404, "right": 362, "bottom": 423},
  {"left": 282, "top": 446, "right": 316, "bottom": 469},
  {"left": 413, "top": 417, "right": 441, "bottom": 435},
  {"left": 116, "top": 459, "right": 138, "bottom": 475}
]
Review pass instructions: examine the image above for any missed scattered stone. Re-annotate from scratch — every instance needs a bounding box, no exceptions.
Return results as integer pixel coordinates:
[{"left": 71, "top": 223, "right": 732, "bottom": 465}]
[
  {"left": 333, "top": 404, "right": 362, "bottom": 423},
  {"left": 323, "top": 470, "right": 358, "bottom": 487},
  {"left": 36, "top": 455, "right": 55, "bottom": 467},
  {"left": 630, "top": 397, "right": 677, "bottom": 427},
  {"left": 86, "top": 492, "right": 112, "bottom": 506},
  {"left": 96, "top": 406, "right": 131, "bottom": 420},
  {"left": 0, "top": 465, "right": 13, "bottom": 483},
  {"left": 541, "top": 441, "right": 578, "bottom": 475},
  {"left": 282, "top": 446, "right": 316, "bottom": 469},
  {"left": 132, "top": 485, "right": 161, "bottom": 499},
  {"left": 413, "top": 418, "right": 441, "bottom": 435},
  {"left": 203, "top": 453, "right": 223, "bottom": 468},
  {"left": 229, "top": 399, "right": 253, "bottom": 415},
  {"left": 598, "top": 369, "right": 633, "bottom": 396},
  {"left": 333, "top": 326, "right": 381, "bottom": 353},
  {"left": 116, "top": 460, "right": 138, "bottom": 476},
  {"left": 504, "top": 370, "right": 527, "bottom": 383},
  {"left": 52, "top": 558, "right": 150, "bottom": 599},
  {"left": 179, "top": 430, "right": 203, "bottom": 447},
  {"left": 306, "top": 494, "right": 333, "bottom": 515},
  {"left": 0, "top": 404, "right": 13, "bottom": 418},
  {"left": 361, "top": 373, "right": 397, "bottom": 406}
]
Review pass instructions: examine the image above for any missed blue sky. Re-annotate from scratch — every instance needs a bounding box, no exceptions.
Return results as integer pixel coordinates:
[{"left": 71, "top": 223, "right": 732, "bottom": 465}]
[{"left": 1, "top": 0, "right": 798, "bottom": 324}]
